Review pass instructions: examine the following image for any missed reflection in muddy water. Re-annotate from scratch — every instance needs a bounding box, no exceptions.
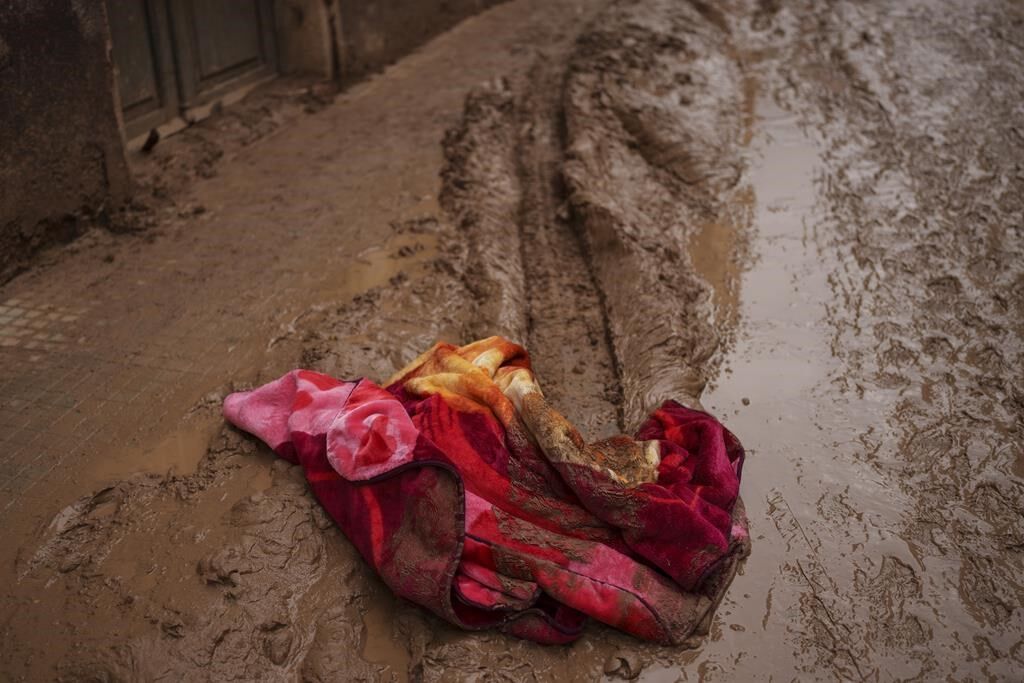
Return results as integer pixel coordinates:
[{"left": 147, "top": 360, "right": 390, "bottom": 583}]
[
  {"left": 687, "top": 185, "right": 751, "bottom": 336},
  {"left": 699, "top": 93, "right": 891, "bottom": 680}
]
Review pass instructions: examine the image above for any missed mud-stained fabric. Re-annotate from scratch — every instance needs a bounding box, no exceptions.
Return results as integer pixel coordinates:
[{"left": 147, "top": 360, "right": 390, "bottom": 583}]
[{"left": 223, "top": 336, "right": 749, "bottom": 644}]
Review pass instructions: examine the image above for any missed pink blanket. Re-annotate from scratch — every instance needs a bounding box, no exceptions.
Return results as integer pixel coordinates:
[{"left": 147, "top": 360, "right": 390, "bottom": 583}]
[{"left": 224, "top": 337, "right": 749, "bottom": 644}]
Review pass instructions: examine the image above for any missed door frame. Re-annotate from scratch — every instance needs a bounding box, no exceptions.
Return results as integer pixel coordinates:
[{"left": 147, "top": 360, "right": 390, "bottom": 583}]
[
  {"left": 112, "top": 0, "right": 278, "bottom": 141},
  {"left": 116, "top": 0, "right": 180, "bottom": 140},
  {"left": 167, "top": 0, "right": 278, "bottom": 110}
]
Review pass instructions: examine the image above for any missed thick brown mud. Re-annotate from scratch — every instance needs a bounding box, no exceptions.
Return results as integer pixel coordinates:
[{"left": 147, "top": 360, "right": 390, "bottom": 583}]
[
  {"left": 700, "top": 0, "right": 1024, "bottom": 679},
  {"left": 2, "top": 0, "right": 1023, "bottom": 680},
  {"left": 564, "top": 0, "right": 750, "bottom": 426}
]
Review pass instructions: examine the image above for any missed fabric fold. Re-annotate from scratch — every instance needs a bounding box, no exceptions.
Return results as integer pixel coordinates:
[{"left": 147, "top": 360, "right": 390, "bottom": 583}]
[{"left": 224, "top": 336, "right": 749, "bottom": 645}]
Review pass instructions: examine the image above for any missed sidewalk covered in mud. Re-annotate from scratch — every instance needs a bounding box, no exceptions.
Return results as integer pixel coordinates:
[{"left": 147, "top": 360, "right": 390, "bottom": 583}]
[{"left": 1, "top": 0, "right": 1022, "bottom": 680}]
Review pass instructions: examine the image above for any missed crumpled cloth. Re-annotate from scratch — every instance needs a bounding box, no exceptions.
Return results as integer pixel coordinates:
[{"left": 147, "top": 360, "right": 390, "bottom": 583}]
[{"left": 223, "top": 336, "right": 749, "bottom": 644}]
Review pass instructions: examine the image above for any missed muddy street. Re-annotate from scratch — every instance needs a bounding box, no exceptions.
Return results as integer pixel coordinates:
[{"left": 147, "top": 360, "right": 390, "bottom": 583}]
[{"left": 1, "top": 0, "right": 1022, "bottom": 680}]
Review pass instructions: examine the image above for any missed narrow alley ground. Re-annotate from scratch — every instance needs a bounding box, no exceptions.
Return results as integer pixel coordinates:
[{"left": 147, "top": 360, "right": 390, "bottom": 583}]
[{"left": 1, "top": 0, "right": 1022, "bottom": 680}]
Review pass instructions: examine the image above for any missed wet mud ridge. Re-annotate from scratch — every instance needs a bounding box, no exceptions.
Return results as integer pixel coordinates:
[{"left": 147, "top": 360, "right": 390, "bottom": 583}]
[
  {"left": 564, "top": 0, "right": 750, "bottom": 427},
  {"left": 3, "top": 0, "right": 1024, "bottom": 680}
]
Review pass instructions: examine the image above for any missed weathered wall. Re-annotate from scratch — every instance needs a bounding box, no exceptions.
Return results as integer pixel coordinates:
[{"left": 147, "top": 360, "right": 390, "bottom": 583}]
[
  {"left": 0, "top": 1, "right": 130, "bottom": 282},
  {"left": 335, "top": 0, "right": 503, "bottom": 80}
]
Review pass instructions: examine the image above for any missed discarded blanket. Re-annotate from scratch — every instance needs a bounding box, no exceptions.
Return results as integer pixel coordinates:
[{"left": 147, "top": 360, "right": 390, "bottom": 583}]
[{"left": 223, "top": 336, "right": 749, "bottom": 644}]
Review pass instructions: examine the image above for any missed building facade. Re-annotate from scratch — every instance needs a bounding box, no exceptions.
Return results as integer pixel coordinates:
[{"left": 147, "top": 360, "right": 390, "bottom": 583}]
[{"left": 0, "top": 0, "right": 500, "bottom": 281}]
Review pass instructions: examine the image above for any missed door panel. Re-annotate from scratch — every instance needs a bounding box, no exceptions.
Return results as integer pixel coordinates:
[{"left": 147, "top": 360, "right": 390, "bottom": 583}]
[
  {"left": 169, "top": 0, "right": 277, "bottom": 107},
  {"left": 106, "top": 0, "right": 179, "bottom": 138},
  {"left": 105, "top": 0, "right": 276, "bottom": 136},
  {"left": 191, "top": 2, "right": 263, "bottom": 80},
  {"left": 107, "top": 1, "right": 158, "bottom": 112}
]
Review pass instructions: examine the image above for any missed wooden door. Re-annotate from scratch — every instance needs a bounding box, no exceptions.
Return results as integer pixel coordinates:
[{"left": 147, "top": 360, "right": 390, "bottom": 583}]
[
  {"left": 167, "top": 0, "right": 277, "bottom": 108},
  {"left": 105, "top": 0, "right": 277, "bottom": 138},
  {"left": 106, "top": 0, "right": 178, "bottom": 139}
]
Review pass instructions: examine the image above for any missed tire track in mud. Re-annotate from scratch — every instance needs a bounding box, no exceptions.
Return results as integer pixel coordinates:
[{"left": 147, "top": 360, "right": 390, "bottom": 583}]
[
  {"left": 436, "top": 59, "right": 625, "bottom": 443},
  {"left": 439, "top": 80, "right": 527, "bottom": 343},
  {"left": 514, "top": 57, "right": 624, "bottom": 439}
]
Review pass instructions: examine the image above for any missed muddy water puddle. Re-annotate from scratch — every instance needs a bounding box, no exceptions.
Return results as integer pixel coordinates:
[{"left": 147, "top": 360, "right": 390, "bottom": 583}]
[
  {"left": 289, "top": 224, "right": 442, "bottom": 314},
  {"left": 346, "top": 230, "right": 440, "bottom": 292},
  {"left": 687, "top": 185, "right": 752, "bottom": 335},
  {"left": 697, "top": 96, "right": 905, "bottom": 678},
  {"left": 85, "top": 415, "right": 223, "bottom": 485},
  {"left": 699, "top": 95, "right": 835, "bottom": 675},
  {"left": 361, "top": 602, "right": 411, "bottom": 682}
]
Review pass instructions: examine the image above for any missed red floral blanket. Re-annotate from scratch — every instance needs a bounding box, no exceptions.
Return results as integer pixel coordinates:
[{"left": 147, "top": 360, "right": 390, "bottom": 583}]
[{"left": 223, "top": 337, "right": 749, "bottom": 644}]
